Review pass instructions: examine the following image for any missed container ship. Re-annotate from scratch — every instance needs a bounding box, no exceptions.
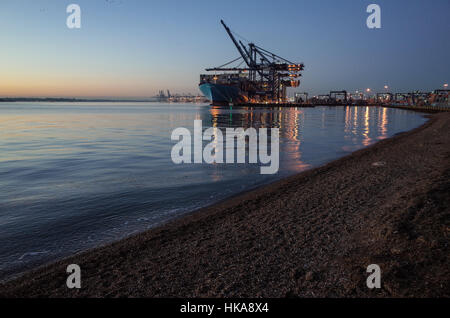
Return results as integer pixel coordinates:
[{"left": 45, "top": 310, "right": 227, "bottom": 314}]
[{"left": 199, "top": 20, "right": 304, "bottom": 106}]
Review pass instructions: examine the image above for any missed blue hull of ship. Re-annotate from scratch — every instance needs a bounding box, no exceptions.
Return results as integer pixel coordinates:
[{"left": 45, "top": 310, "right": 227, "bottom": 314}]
[{"left": 199, "top": 83, "right": 244, "bottom": 105}]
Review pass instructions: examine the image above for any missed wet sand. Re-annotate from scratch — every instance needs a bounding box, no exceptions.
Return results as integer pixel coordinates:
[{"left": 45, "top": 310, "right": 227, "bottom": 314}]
[{"left": 1, "top": 112, "right": 449, "bottom": 298}]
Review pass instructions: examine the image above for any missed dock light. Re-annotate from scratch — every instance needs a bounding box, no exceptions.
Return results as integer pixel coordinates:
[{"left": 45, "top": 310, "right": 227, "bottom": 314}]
[{"left": 366, "top": 88, "right": 371, "bottom": 93}]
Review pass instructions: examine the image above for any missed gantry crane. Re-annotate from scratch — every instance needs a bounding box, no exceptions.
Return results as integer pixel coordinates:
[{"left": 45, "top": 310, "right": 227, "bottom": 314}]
[{"left": 205, "top": 20, "right": 305, "bottom": 103}]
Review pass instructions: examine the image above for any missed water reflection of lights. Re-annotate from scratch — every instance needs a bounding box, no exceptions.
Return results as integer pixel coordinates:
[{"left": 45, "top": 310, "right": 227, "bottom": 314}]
[
  {"left": 362, "top": 107, "right": 372, "bottom": 146},
  {"left": 352, "top": 106, "right": 358, "bottom": 135},
  {"left": 208, "top": 106, "right": 308, "bottom": 173},
  {"left": 344, "top": 106, "right": 351, "bottom": 136},
  {"left": 379, "top": 107, "right": 388, "bottom": 139},
  {"left": 205, "top": 105, "right": 421, "bottom": 175}
]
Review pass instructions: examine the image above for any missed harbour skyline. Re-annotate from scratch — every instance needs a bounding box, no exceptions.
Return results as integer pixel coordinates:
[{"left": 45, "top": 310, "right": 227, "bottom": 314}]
[{"left": 0, "top": 0, "right": 449, "bottom": 98}]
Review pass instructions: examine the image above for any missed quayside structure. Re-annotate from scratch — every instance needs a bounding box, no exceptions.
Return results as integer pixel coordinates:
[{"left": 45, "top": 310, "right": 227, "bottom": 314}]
[{"left": 199, "top": 20, "right": 304, "bottom": 106}]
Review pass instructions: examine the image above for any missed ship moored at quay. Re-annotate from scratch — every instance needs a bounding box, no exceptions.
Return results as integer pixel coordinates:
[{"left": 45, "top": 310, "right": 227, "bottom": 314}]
[{"left": 199, "top": 20, "right": 304, "bottom": 106}]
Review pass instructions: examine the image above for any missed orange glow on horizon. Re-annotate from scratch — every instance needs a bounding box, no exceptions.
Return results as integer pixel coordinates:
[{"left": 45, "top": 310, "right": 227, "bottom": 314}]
[
  {"left": 0, "top": 71, "right": 192, "bottom": 98},
  {"left": 1, "top": 78, "right": 164, "bottom": 98}
]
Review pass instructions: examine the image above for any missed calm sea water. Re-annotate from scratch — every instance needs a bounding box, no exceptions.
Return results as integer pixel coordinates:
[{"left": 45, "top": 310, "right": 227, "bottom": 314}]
[{"left": 0, "top": 103, "right": 427, "bottom": 279}]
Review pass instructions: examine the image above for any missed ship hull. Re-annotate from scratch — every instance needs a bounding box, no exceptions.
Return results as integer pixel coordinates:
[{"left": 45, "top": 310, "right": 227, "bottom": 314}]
[{"left": 199, "top": 83, "right": 246, "bottom": 105}]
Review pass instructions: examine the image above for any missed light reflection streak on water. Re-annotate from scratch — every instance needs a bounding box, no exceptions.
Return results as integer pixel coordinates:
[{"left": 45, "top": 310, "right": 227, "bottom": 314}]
[{"left": 362, "top": 107, "right": 372, "bottom": 146}]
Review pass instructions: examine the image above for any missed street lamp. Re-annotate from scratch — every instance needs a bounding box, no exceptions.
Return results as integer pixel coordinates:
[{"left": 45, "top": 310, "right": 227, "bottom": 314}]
[{"left": 364, "top": 88, "right": 371, "bottom": 101}]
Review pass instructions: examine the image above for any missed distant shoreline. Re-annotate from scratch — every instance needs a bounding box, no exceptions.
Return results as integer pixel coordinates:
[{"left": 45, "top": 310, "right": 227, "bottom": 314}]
[{"left": 0, "top": 98, "right": 158, "bottom": 103}]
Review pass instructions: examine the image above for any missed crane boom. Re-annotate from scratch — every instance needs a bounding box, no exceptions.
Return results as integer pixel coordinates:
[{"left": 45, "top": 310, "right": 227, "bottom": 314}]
[{"left": 220, "top": 20, "right": 251, "bottom": 68}]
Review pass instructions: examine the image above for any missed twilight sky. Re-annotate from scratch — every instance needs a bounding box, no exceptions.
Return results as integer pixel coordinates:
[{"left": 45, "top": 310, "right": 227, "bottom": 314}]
[{"left": 0, "top": 0, "right": 448, "bottom": 98}]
